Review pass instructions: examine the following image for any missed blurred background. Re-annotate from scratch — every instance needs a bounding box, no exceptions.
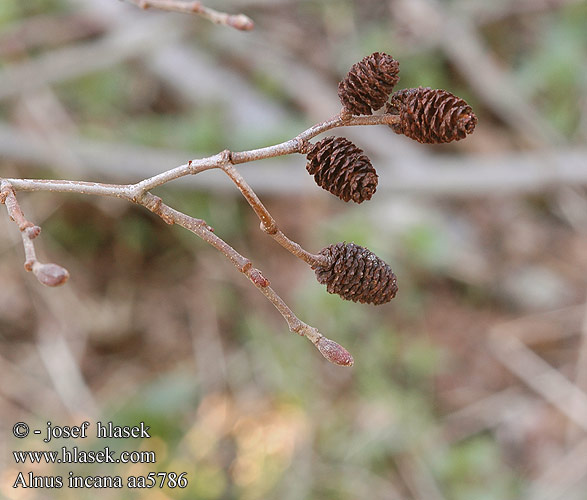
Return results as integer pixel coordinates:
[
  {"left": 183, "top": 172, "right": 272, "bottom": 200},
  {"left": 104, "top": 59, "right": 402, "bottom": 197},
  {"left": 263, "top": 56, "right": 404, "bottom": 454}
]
[{"left": 1, "top": 0, "right": 587, "bottom": 498}]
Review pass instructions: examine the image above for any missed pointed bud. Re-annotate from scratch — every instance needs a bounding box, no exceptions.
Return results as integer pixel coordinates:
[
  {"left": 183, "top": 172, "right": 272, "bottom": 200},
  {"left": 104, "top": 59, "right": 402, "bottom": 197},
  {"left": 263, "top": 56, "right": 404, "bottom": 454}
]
[
  {"left": 227, "top": 14, "right": 254, "bottom": 31},
  {"left": 33, "top": 263, "right": 70, "bottom": 287},
  {"left": 316, "top": 337, "right": 354, "bottom": 366}
]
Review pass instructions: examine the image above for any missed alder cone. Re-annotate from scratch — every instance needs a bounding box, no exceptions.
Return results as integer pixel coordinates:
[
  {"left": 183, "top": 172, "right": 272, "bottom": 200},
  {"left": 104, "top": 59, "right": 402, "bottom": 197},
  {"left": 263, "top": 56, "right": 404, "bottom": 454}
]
[
  {"left": 386, "top": 87, "right": 477, "bottom": 144},
  {"left": 306, "top": 136, "right": 377, "bottom": 203},
  {"left": 338, "top": 52, "right": 400, "bottom": 115},
  {"left": 314, "top": 242, "right": 398, "bottom": 305}
]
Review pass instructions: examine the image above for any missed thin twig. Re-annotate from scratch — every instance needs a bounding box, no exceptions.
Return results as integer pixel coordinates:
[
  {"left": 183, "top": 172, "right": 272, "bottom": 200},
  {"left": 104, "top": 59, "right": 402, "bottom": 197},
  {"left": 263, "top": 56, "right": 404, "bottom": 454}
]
[
  {"left": 3, "top": 112, "right": 398, "bottom": 199},
  {"left": 230, "top": 112, "right": 398, "bottom": 164},
  {"left": 138, "top": 192, "right": 353, "bottom": 366},
  {"left": 3, "top": 122, "right": 587, "bottom": 197},
  {"left": 220, "top": 162, "right": 327, "bottom": 268},
  {"left": 124, "top": 0, "right": 254, "bottom": 31},
  {"left": 0, "top": 182, "right": 69, "bottom": 287},
  {"left": 4, "top": 178, "right": 133, "bottom": 199}
]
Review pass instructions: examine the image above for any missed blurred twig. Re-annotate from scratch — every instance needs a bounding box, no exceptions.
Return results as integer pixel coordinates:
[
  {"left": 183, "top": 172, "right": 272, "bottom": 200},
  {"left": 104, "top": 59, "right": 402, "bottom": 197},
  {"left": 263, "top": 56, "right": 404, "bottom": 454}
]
[
  {"left": 124, "top": 0, "right": 254, "bottom": 30},
  {"left": 566, "top": 293, "right": 587, "bottom": 443},
  {"left": 524, "top": 437, "right": 587, "bottom": 500},
  {"left": 28, "top": 279, "right": 100, "bottom": 418},
  {"left": 442, "top": 387, "right": 534, "bottom": 442},
  {"left": 454, "top": 0, "right": 585, "bottom": 25},
  {"left": 0, "top": 12, "right": 105, "bottom": 58},
  {"left": 397, "top": 453, "right": 447, "bottom": 500},
  {"left": 144, "top": 43, "right": 290, "bottom": 131},
  {"left": 0, "top": 351, "right": 66, "bottom": 418},
  {"left": 35, "top": 320, "right": 100, "bottom": 418},
  {"left": 481, "top": 306, "right": 584, "bottom": 346},
  {"left": 15, "top": 86, "right": 85, "bottom": 176},
  {"left": 0, "top": 16, "right": 183, "bottom": 101},
  {"left": 489, "top": 334, "right": 587, "bottom": 432}
]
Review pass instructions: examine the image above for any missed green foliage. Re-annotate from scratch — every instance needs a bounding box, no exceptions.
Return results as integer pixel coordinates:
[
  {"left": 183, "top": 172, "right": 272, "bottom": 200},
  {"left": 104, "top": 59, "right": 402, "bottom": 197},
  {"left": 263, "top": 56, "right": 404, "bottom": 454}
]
[
  {"left": 189, "top": 465, "right": 227, "bottom": 500},
  {"left": 109, "top": 370, "right": 200, "bottom": 444},
  {"left": 433, "top": 435, "right": 521, "bottom": 500},
  {"left": 400, "top": 222, "right": 452, "bottom": 271},
  {"left": 0, "top": 0, "right": 65, "bottom": 25},
  {"left": 116, "top": 215, "right": 157, "bottom": 254},
  {"left": 0, "top": 1, "right": 19, "bottom": 27},
  {"left": 240, "top": 316, "right": 314, "bottom": 399},
  {"left": 57, "top": 68, "right": 132, "bottom": 121},
  {"left": 45, "top": 205, "right": 111, "bottom": 257},
  {"left": 56, "top": 66, "right": 229, "bottom": 152},
  {"left": 514, "top": 4, "right": 587, "bottom": 135},
  {"left": 169, "top": 190, "right": 247, "bottom": 242},
  {"left": 394, "top": 50, "right": 452, "bottom": 91}
]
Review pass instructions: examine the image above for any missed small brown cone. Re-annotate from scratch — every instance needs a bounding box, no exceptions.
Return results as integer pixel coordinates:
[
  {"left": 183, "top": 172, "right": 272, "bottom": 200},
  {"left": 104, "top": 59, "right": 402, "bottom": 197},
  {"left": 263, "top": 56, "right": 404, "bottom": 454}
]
[
  {"left": 386, "top": 87, "right": 477, "bottom": 144},
  {"left": 314, "top": 242, "right": 397, "bottom": 305},
  {"left": 306, "top": 136, "right": 377, "bottom": 203},
  {"left": 338, "top": 52, "right": 400, "bottom": 116}
]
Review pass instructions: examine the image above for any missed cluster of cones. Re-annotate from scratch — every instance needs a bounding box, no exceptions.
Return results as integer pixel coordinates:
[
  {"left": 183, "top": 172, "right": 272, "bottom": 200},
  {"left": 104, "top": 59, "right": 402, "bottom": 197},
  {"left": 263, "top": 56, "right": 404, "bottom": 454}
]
[
  {"left": 307, "top": 52, "right": 478, "bottom": 206},
  {"left": 309, "top": 52, "right": 477, "bottom": 306}
]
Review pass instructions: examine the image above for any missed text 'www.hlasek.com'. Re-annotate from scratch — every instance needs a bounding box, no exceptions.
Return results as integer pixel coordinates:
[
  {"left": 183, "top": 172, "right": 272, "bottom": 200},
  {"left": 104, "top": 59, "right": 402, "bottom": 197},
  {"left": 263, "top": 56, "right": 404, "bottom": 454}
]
[{"left": 11, "top": 420, "right": 188, "bottom": 490}]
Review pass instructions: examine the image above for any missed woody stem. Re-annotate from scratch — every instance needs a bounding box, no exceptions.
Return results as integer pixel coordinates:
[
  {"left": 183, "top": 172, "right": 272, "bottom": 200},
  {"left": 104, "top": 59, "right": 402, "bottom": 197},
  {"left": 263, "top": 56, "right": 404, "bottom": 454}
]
[{"left": 220, "top": 162, "right": 328, "bottom": 268}]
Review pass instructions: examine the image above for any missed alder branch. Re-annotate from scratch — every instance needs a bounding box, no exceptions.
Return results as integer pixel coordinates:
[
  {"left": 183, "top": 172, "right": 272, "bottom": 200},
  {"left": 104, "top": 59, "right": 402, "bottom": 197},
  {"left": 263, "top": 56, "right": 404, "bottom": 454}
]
[
  {"left": 230, "top": 113, "right": 398, "bottom": 164},
  {"left": 0, "top": 50, "right": 479, "bottom": 366},
  {"left": 0, "top": 111, "right": 397, "bottom": 366},
  {"left": 124, "top": 0, "right": 254, "bottom": 31},
  {"left": 3, "top": 112, "right": 398, "bottom": 199}
]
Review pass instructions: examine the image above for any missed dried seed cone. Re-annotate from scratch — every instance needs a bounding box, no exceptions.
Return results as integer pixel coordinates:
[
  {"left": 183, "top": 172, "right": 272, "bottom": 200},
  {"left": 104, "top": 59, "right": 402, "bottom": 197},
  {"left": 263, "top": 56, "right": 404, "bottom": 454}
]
[
  {"left": 338, "top": 52, "right": 400, "bottom": 116},
  {"left": 314, "top": 242, "right": 398, "bottom": 305},
  {"left": 306, "top": 136, "right": 377, "bottom": 203},
  {"left": 386, "top": 87, "right": 477, "bottom": 144}
]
